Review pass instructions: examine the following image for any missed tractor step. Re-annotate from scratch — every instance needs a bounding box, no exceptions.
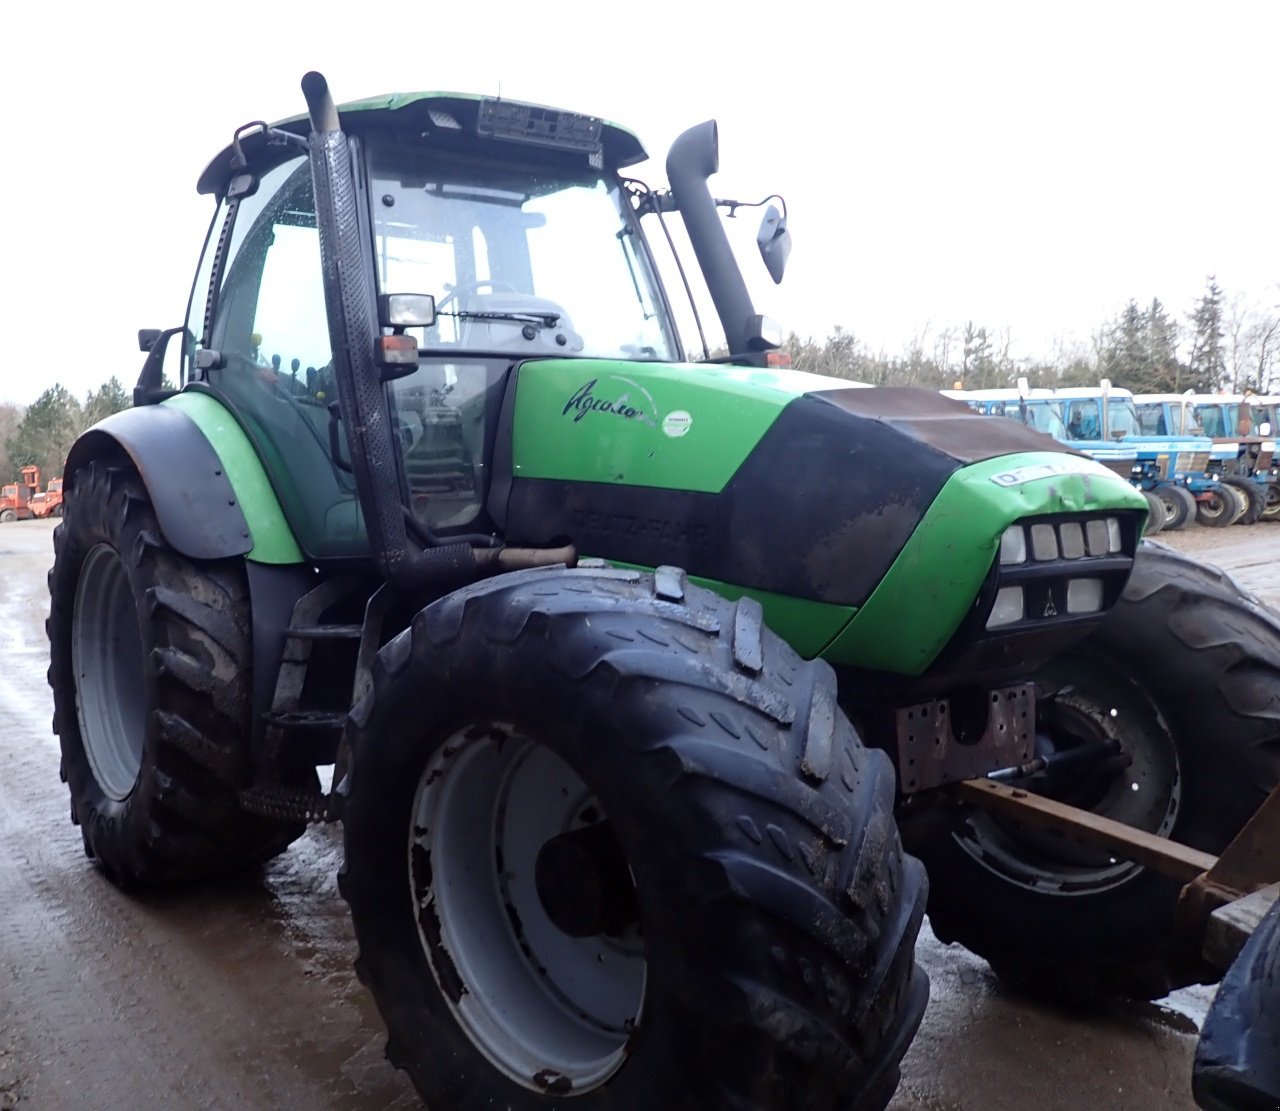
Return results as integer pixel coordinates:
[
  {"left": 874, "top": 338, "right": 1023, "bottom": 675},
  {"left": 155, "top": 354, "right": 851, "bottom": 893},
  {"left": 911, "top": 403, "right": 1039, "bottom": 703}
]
[
  {"left": 239, "top": 784, "right": 327, "bottom": 823},
  {"left": 287, "top": 624, "right": 363, "bottom": 640},
  {"left": 262, "top": 709, "right": 348, "bottom": 730}
]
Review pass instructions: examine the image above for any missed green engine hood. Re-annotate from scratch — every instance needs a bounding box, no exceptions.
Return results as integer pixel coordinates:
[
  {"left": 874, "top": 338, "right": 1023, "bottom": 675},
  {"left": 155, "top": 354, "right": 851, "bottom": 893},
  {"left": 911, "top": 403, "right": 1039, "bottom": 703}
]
[{"left": 498, "top": 359, "right": 1145, "bottom": 674}]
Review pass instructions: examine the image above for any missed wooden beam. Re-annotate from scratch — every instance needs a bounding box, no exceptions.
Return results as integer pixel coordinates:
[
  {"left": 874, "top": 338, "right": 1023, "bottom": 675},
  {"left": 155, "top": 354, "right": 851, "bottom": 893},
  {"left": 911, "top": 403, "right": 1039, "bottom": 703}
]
[{"left": 954, "top": 777, "right": 1218, "bottom": 883}]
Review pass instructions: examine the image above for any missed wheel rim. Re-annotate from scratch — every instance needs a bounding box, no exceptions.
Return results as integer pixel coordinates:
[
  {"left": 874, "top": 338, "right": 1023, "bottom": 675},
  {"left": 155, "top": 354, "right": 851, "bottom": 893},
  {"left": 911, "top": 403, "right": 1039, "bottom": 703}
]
[
  {"left": 409, "top": 724, "right": 646, "bottom": 1093},
  {"left": 954, "top": 655, "right": 1181, "bottom": 895},
  {"left": 72, "top": 544, "right": 148, "bottom": 801},
  {"left": 1199, "top": 491, "right": 1230, "bottom": 523}
]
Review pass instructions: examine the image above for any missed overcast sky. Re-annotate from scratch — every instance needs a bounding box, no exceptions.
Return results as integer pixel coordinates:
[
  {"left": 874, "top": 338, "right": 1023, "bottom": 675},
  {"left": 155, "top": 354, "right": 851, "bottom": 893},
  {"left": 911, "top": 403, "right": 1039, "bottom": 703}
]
[{"left": 3, "top": 0, "right": 1277, "bottom": 406}]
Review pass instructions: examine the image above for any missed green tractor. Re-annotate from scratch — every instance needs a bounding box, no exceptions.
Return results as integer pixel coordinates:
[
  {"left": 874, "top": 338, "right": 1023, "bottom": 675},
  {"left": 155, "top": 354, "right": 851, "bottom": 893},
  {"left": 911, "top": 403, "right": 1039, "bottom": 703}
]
[{"left": 48, "top": 73, "right": 1280, "bottom": 1109}]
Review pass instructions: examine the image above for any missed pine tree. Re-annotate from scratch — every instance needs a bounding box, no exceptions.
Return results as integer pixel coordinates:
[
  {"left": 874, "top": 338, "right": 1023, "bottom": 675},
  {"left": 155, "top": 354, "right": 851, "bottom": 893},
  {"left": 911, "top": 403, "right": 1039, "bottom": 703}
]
[
  {"left": 82, "top": 377, "right": 131, "bottom": 429},
  {"left": 6, "top": 385, "right": 83, "bottom": 482},
  {"left": 1144, "top": 298, "right": 1181, "bottom": 392},
  {"left": 1102, "top": 300, "right": 1146, "bottom": 388},
  {"left": 1187, "top": 277, "right": 1227, "bottom": 391}
]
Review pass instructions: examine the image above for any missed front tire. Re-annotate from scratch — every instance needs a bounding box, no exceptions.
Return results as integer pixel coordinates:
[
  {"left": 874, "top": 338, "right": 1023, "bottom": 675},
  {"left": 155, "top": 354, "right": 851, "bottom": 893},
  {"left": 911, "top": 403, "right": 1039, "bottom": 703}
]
[
  {"left": 1154, "top": 483, "right": 1196, "bottom": 531},
  {"left": 47, "top": 459, "right": 306, "bottom": 887},
  {"left": 340, "top": 566, "right": 929, "bottom": 1110},
  {"left": 1140, "top": 489, "right": 1167, "bottom": 533},
  {"left": 920, "top": 542, "right": 1280, "bottom": 1000}
]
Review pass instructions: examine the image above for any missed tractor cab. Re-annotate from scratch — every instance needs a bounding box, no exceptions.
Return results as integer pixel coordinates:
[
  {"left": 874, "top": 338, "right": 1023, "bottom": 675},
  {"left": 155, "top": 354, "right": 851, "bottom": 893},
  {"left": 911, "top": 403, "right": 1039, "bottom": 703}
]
[{"left": 167, "top": 91, "right": 781, "bottom": 565}]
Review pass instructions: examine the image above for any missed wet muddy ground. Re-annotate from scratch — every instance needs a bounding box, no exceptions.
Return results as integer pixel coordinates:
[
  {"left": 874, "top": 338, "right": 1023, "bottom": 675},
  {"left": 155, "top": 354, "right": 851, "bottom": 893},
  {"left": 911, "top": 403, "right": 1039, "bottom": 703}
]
[{"left": 0, "top": 518, "right": 1275, "bottom": 1110}]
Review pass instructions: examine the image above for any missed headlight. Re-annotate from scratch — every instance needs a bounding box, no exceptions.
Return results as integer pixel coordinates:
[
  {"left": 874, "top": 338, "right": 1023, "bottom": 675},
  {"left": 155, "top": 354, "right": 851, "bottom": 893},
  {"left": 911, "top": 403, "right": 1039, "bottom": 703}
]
[{"left": 986, "top": 514, "right": 1135, "bottom": 632}]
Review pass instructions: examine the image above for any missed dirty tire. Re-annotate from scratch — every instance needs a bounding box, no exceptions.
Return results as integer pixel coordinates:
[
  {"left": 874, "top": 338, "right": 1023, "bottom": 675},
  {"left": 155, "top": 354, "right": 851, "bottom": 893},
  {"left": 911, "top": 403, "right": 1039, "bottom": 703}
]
[
  {"left": 1193, "top": 897, "right": 1280, "bottom": 1110},
  {"left": 1140, "top": 490, "right": 1167, "bottom": 533},
  {"left": 1261, "top": 482, "right": 1280, "bottom": 522},
  {"left": 1221, "top": 476, "right": 1264, "bottom": 526},
  {"left": 340, "top": 566, "right": 929, "bottom": 1111},
  {"left": 1196, "top": 485, "right": 1240, "bottom": 528},
  {"left": 47, "top": 459, "right": 305, "bottom": 887},
  {"left": 921, "top": 541, "right": 1280, "bottom": 1001},
  {"left": 1224, "top": 482, "right": 1251, "bottom": 525},
  {"left": 1153, "top": 483, "right": 1196, "bottom": 531},
  {"left": 0, "top": 508, "right": 14, "bottom": 523}
]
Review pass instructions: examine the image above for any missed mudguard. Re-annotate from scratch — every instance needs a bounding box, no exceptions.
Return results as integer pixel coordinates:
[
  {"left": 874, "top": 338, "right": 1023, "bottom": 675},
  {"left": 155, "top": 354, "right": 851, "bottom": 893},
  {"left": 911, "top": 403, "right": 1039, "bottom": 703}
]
[
  {"left": 64, "top": 405, "right": 253, "bottom": 560},
  {"left": 1193, "top": 897, "right": 1280, "bottom": 1110}
]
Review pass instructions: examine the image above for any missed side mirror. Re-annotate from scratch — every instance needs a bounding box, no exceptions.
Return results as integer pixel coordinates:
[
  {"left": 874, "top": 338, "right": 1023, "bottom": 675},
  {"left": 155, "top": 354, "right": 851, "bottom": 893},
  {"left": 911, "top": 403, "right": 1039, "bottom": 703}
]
[
  {"left": 134, "top": 326, "right": 189, "bottom": 406},
  {"left": 757, "top": 204, "right": 791, "bottom": 284}
]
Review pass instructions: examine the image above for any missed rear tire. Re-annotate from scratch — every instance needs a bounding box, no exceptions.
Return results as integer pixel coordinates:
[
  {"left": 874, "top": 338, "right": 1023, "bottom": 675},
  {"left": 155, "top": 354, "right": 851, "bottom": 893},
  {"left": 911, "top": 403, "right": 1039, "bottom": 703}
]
[
  {"left": 1153, "top": 483, "right": 1196, "bottom": 531},
  {"left": 1196, "top": 485, "right": 1241, "bottom": 528},
  {"left": 920, "top": 542, "right": 1280, "bottom": 1001},
  {"left": 47, "top": 459, "right": 306, "bottom": 887},
  {"left": 1221, "top": 476, "right": 1264, "bottom": 525},
  {"left": 340, "top": 566, "right": 929, "bottom": 1110},
  {"left": 1261, "top": 482, "right": 1280, "bottom": 522}
]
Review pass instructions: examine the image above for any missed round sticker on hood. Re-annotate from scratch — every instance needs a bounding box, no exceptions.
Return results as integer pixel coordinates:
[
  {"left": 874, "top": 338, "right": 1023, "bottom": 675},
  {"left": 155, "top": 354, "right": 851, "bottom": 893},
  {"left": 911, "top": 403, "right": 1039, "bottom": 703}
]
[{"left": 662, "top": 410, "right": 693, "bottom": 438}]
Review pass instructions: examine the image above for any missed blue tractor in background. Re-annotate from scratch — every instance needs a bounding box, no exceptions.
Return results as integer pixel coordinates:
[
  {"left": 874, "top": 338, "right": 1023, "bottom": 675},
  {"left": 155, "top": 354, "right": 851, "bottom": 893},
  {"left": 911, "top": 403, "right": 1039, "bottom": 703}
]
[
  {"left": 1135, "top": 393, "right": 1279, "bottom": 524},
  {"left": 949, "top": 382, "right": 1242, "bottom": 531}
]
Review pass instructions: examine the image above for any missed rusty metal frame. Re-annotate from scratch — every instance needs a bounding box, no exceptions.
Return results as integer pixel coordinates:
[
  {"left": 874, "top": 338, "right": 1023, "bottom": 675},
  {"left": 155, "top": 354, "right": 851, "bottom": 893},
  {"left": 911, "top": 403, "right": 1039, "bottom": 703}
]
[
  {"left": 1175, "top": 782, "right": 1280, "bottom": 956},
  {"left": 952, "top": 777, "right": 1280, "bottom": 967},
  {"left": 895, "top": 685, "right": 1034, "bottom": 794}
]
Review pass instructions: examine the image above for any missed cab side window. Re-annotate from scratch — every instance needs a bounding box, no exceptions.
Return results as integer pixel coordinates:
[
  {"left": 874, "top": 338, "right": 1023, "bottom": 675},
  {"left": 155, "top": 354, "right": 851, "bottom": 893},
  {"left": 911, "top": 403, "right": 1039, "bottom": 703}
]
[{"left": 200, "top": 156, "right": 368, "bottom": 559}]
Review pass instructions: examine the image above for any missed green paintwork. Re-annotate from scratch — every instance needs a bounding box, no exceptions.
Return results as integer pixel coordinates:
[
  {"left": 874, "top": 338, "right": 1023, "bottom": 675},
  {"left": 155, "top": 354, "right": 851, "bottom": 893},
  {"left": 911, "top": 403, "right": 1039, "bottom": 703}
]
[
  {"left": 823, "top": 453, "right": 1147, "bottom": 674},
  {"left": 163, "top": 392, "right": 305, "bottom": 565},
  {"left": 605, "top": 561, "right": 856, "bottom": 658},
  {"left": 689, "top": 576, "right": 855, "bottom": 658},
  {"left": 513, "top": 358, "right": 865, "bottom": 492}
]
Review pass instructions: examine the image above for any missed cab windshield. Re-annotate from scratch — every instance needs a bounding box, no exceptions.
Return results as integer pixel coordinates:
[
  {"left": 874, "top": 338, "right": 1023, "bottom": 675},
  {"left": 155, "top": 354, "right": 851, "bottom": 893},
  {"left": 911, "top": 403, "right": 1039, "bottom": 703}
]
[{"left": 366, "top": 143, "right": 677, "bottom": 362}]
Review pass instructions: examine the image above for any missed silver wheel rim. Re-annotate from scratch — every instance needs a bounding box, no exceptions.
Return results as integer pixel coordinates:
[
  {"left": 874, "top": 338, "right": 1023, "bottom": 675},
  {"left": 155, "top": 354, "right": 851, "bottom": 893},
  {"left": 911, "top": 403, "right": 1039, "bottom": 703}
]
[
  {"left": 956, "top": 660, "right": 1181, "bottom": 895},
  {"left": 409, "top": 724, "right": 645, "bottom": 1093},
  {"left": 72, "top": 544, "right": 147, "bottom": 801}
]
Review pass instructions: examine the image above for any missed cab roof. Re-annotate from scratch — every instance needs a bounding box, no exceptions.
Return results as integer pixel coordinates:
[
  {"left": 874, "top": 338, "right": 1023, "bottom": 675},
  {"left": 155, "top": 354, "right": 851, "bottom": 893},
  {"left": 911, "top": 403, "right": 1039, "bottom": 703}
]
[{"left": 198, "top": 90, "right": 648, "bottom": 197}]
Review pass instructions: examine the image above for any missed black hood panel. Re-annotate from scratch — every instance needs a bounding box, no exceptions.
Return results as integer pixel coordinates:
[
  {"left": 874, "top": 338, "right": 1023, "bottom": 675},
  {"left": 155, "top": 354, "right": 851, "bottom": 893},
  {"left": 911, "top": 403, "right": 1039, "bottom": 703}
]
[{"left": 506, "top": 389, "right": 1038, "bottom": 607}]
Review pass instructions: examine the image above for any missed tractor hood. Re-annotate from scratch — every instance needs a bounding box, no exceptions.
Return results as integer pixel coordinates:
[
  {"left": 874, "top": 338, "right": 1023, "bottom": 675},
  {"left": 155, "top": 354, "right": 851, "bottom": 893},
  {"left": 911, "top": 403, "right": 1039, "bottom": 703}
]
[{"left": 498, "top": 359, "right": 1146, "bottom": 673}]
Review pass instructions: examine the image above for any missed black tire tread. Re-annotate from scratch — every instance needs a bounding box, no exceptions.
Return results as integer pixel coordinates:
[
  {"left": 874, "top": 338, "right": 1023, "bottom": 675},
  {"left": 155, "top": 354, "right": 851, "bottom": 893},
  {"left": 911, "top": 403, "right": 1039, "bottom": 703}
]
[
  {"left": 1221, "top": 475, "right": 1265, "bottom": 525},
  {"left": 340, "top": 566, "right": 928, "bottom": 1111},
  {"left": 924, "top": 540, "right": 1280, "bottom": 999},
  {"left": 47, "top": 459, "right": 304, "bottom": 886}
]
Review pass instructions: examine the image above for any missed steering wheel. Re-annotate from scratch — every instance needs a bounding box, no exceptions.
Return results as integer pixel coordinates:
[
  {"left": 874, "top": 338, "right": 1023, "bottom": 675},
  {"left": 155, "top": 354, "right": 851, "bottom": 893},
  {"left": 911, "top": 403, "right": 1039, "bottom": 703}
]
[{"left": 436, "top": 279, "right": 518, "bottom": 315}]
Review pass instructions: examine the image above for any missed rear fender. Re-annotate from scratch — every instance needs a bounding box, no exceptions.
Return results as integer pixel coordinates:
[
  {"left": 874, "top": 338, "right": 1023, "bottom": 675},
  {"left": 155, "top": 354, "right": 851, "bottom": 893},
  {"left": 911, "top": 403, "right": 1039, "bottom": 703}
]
[{"left": 63, "top": 398, "right": 302, "bottom": 564}]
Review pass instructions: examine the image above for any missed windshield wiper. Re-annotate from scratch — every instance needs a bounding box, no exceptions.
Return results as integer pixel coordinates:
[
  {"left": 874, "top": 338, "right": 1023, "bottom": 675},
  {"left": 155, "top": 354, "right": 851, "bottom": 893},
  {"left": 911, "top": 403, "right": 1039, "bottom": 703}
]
[{"left": 448, "top": 309, "right": 561, "bottom": 328}]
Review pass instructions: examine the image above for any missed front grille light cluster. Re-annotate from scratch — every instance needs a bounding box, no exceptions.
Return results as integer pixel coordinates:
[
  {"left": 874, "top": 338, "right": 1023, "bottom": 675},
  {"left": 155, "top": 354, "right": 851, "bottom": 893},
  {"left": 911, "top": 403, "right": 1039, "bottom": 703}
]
[
  {"left": 998, "top": 518, "right": 1121, "bottom": 566},
  {"left": 986, "top": 516, "right": 1129, "bottom": 630}
]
